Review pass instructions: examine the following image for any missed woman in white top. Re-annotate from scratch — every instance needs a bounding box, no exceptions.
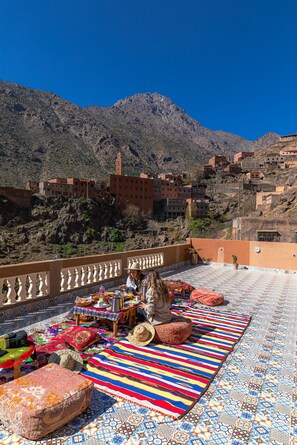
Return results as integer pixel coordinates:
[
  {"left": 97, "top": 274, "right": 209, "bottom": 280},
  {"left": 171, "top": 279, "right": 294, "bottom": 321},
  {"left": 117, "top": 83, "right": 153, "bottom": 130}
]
[
  {"left": 138, "top": 270, "right": 172, "bottom": 326},
  {"left": 123, "top": 262, "right": 146, "bottom": 295}
]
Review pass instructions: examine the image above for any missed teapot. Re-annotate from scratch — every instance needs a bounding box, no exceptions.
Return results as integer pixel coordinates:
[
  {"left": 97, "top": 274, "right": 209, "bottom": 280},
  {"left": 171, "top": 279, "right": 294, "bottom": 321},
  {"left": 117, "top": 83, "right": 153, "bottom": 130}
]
[{"left": 111, "top": 292, "right": 124, "bottom": 312}]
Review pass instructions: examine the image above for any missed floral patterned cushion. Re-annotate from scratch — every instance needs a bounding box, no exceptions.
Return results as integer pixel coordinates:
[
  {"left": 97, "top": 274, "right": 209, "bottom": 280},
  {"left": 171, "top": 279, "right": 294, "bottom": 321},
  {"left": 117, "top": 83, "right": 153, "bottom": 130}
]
[
  {"left": 65, "top": 326, "right": 100, "bottom": 352},
  {"left": 153, "top": 316, "right": 192, "bottom": 345},
  {"left": 0, "top": 363, "right": 93, "bottom": 440},
  {"left": 190, "top": 288, "right": 224, "bottom": 306},
  {"left": 163, "top": 280, "right": 195, "bottom": 296}
]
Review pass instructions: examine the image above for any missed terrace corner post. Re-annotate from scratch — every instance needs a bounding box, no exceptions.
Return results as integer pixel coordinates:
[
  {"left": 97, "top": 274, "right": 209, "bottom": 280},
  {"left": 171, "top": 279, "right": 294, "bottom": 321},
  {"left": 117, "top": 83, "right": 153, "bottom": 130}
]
[{"left": 48, "top": 259, "right": 63, "bottom": 298}]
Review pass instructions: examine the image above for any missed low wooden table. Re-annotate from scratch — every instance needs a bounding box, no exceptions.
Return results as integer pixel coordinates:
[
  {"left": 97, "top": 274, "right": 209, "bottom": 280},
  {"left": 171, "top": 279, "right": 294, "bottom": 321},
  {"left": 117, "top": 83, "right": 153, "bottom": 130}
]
[
  {"left": 70, "top": 302, "right": 138, "bottom": 337},
  {"left": 0, "top": 344, "right": 35, "bottom": 379}
]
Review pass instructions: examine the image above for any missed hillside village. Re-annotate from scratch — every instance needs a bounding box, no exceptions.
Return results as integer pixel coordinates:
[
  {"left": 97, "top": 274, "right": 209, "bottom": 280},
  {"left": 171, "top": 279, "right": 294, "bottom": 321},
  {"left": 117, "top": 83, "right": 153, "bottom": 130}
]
[{"left": 1, "top": 133, "right": 297, "bottom": 265}]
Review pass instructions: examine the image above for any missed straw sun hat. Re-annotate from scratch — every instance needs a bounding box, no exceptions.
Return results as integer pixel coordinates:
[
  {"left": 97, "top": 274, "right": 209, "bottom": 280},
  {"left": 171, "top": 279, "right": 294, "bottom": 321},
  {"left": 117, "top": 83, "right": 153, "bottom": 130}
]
[
  {"left": 48, "top": 349, "right": 84, "bottom": 373},
  {"left": 127, "top": 322, "right": 155, "bottom": 347},
  {"left": 125, "top": 261, "right": 142, "bottom": 271}
]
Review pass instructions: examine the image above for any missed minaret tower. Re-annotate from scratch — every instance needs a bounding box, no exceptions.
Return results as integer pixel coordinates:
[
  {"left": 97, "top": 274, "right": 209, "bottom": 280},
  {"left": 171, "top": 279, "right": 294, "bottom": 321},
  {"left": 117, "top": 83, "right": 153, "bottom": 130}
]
[{"left": 115, "top": 152, "right": 122, "bottom": 176}]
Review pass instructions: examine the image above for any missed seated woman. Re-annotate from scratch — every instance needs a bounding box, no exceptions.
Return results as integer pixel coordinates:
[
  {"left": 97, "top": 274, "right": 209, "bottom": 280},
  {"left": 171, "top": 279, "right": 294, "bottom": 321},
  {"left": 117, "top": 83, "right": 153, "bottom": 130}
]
[
  {"left": 137, "top": 270, "right": 172, "bottom": 326},
  {"left": 122, "top": 261, "right": 147, "bottom": 295}
]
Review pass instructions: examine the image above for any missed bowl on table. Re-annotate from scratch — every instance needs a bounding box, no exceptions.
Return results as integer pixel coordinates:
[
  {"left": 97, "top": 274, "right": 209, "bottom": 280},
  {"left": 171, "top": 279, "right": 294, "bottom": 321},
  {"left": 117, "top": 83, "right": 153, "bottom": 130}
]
[
  {"left": 75, "top": 296, "right": 93, "bottom": 307},
  {"left": 93, "top": 302, "right": 110, "bottom": 310}
]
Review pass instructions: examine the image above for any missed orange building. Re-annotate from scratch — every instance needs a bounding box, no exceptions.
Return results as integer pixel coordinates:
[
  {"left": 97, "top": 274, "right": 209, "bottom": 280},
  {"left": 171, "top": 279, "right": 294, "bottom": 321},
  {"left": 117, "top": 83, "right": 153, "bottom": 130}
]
[
  {"left": 115, "top": 153, "right": 123, "bottom": 175},
  {"left": 37, "top": 177, "right": 108, "bottom": 200},
  {"left": 233, "top": 152, "right": 254, "bottom": 163},
  {"left": 109, "top": 174, "right": 154, "bottom": 214},
  {"left": 209, "top": 155, "right": 229, "bottom": 168}
]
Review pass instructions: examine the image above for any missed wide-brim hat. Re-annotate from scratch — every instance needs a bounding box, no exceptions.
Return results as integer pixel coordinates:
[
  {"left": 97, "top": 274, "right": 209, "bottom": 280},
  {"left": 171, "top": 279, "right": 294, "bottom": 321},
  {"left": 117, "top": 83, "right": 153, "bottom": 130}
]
[
  {"left": 125, "top": 261, "right": 142, "bottom": 271},
  {"left": 127, "top": 322, "right": 155, "bottom": 347},
  {"left": 48, "top": 349, "right": 84, "bottom": 373}
]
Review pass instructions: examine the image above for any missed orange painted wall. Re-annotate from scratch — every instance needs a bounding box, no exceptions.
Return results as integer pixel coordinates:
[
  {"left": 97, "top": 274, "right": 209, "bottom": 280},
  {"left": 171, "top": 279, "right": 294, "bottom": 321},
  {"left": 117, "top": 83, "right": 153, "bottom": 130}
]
[
  {"left": 190, "top": 238, "right": 297, "bottom": 271},
  {"left": 249, "top": 241, "right": 297, "bottom": 271},
  {"left": 191, "top": 239, "right": 250, "bottom": 266}
]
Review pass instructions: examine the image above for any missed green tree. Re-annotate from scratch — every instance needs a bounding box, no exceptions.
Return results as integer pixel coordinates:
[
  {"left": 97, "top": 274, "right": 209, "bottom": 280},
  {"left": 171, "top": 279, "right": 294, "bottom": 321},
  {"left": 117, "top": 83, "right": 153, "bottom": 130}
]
[{"left": 108, "top": 227, "right": 123, "bottom": 242}]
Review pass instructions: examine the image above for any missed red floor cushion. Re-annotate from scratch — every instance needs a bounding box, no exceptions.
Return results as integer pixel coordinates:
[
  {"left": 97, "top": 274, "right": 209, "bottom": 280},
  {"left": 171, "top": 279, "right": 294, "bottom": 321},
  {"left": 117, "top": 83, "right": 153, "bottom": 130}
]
[
  {"left": 163, "top": 280, "right": 195, "bottom": 296},
  {"left": 0, "top": 363, "right": 94, "bottom": 440},
  {"left": 153, "top": 316, "right": 192, "bottom": 345},
  {"left": 190, "top": 288, "right": 224, "bottom": 306},
  {"left": 65, "top": 326, "right": 100, "bottom": 352}
]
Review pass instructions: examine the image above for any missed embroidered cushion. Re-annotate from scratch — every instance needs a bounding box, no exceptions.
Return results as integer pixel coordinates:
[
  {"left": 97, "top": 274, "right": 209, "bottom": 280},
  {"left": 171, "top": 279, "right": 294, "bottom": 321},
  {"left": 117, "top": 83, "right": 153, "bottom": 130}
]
[
  {"left": 190, "top": 288, "right": 224, "bottom": 306},
  {"left": 65, "top": 326, "right": 100, "bottom": 352},
  {"left": 163, "top": 280, "right": 195, "bottom": 296},
  {"left": 0, "top": 362, "right": 93, "bottom": 440},
  {"left": 35, "top": 328, "right": 73, "bottom": 365},
  {"left": 153, "top": 316, "right": 192, "bottom": 345}
]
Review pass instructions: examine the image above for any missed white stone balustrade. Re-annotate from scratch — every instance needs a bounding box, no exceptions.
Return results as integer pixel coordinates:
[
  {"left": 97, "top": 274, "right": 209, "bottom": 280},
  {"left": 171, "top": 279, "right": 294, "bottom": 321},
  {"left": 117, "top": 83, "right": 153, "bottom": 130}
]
[
  {"left": 0, "top": 243, "right": 189, "bottom": 309},
  {"left": 60, "top": 259, "right": 122, "bottom": 292},
  {"left": 0, "top": 271, "right": 49, "bottom": 306},
  {"left": 127, "top": 252, "right": 164, "bottom": 271}
]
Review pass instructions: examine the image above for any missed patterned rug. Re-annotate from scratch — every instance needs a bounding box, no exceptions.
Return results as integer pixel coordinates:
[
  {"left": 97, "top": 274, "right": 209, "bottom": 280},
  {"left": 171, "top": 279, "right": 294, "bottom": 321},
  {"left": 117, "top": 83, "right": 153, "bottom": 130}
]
[
  {"left": 0, "top": 319, "right": 128, "bottom": 385},
  {"left": 82, "top": 308, "right": 251, "bottom": 419}
]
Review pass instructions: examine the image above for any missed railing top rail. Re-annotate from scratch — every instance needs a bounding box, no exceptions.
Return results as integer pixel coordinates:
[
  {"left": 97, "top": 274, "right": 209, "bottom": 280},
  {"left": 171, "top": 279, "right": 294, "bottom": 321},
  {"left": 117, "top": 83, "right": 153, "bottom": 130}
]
[{"left": 0, "top": 243, "right": 190, "bottom": 277}]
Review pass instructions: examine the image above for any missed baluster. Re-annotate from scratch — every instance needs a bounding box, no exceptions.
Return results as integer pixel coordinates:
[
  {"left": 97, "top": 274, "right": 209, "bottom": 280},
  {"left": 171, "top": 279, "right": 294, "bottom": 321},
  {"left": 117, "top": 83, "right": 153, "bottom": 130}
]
[
  {"left": 0, "top": 278, "right": 5, "bottom": 307},
  {"left": 117, "top": 260, "right": 121, "bottom": 277},
  {"left": 98, "top": 264, "right": 103, "bottom": 281},
  {"left": 8, "top": 278, "right": 17, "bottom": 304},
  {"left": 73, "top": 267, "right": 79, "bottom": 287},
  {"left": 93, "top": 265, "right": 98, "bottom": 283},
  {"left": 17, "top": 275, "right": 27, "bottom": 301},
  {"left": 60, "top": 270, "right": 65, "bottom": 292},
  {"left": 109, "top": 261, "right": 114, "bottom": 278},
  {"left": 103, "top": 263, "right": 108, "bottom": 280},
  {"left": 45, "top": 273, "right": 49, "bottom": 296},
  {"left": 28, "top": 274, "right": 37, "bottom": 299},
  {"left": 67, "top": 268, "right": 75, "bottom": 290},
  {"left": 80, "top": 267, "right": 86, "bottom": 286},
  {"left": 87, "top": 266, "right": 92, "bottom": 284},
  {"left": 38, "top": 272, "right": 48, "bottom": 296}
]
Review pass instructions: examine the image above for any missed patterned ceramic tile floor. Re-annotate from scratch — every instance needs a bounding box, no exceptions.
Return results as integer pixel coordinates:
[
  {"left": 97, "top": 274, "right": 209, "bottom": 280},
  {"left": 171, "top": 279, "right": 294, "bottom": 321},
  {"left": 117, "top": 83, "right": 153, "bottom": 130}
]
[{"left": 1, "top": 264, "right": 297, "bottom": 445}]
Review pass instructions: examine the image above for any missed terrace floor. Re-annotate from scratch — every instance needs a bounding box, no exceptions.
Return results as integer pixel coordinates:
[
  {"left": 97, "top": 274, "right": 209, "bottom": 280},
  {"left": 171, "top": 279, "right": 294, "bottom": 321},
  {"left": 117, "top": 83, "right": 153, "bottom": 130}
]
[{"left": 1, "top": 264, "right": 297, "bottom": 445}]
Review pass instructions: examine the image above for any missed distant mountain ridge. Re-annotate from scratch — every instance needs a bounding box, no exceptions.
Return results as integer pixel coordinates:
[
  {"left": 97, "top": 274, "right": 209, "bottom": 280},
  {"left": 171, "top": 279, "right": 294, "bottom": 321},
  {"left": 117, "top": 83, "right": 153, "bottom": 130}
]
[{"left": 0, "top": 80, "right": 279, "bottom": 187}]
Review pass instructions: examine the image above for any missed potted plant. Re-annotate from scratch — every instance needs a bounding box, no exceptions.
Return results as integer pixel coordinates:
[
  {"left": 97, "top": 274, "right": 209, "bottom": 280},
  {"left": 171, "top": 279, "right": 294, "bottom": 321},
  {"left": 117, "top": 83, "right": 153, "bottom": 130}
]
[
  {"left": 188, "top": 247, "right": 199, "bottom": 265},
  {"left": 232, "top": 255, "right": 239, "bottom": 270}
]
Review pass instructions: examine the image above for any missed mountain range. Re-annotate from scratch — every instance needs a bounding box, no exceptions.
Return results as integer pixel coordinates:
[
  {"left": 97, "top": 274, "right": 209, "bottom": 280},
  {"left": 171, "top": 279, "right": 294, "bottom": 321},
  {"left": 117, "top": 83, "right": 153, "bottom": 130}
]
[{"left": 0, "top": 80, "right": 280, "bottom": 188}]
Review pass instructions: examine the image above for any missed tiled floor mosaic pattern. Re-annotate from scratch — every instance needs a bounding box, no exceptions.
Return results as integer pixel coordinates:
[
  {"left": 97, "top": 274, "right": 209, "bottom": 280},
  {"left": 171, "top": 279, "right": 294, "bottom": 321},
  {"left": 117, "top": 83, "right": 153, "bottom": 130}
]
[{"left": 1, "top": 264, "right": 297, "bottom": 444}]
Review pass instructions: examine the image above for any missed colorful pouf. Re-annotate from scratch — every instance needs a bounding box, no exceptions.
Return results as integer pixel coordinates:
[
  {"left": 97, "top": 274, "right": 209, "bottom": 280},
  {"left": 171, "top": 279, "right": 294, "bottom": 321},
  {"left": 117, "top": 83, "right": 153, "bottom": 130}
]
[
  {"left": 190, "top": 288, "right": 224, "bottom": 306},
  {"left": 163, "top": 280, "right": 195, "bottom": 297},
  {"left": 153, "top": 316, "right": 192, "bottom": 345},
  {"left": 0, "top": 363, "right": 93, "bottom": 440}
]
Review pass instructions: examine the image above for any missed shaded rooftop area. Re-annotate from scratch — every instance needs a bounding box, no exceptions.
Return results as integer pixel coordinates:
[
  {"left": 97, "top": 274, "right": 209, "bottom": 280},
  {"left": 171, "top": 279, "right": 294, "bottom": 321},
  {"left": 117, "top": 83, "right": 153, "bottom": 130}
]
[{"left": 1, "top": 263, "right": 297, "bottom": 444}]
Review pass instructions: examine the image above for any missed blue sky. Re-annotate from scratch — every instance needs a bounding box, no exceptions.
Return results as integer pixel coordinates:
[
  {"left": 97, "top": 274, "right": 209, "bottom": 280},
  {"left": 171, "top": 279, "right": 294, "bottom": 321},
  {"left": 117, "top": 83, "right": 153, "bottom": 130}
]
[{"left": 0, "top": 0, "right": 296, "bottom": 140}]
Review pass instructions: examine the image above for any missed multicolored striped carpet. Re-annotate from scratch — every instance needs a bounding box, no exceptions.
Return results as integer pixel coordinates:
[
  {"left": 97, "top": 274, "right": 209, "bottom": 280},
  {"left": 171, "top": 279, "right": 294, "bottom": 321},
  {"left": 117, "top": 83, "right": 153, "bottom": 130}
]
[{"left": 82, "top": 308, "right": 251, "bottom": 419}]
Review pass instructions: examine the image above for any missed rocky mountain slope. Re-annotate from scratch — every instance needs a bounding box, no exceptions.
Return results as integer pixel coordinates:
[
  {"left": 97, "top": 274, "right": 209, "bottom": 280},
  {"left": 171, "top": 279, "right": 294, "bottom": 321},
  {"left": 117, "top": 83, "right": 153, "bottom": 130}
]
[
  {"left": 0, "top": 80, "right": 277, "bottom": 188},
  {"left": 0, "top": 195, "right": 189, "bottom": 265}
]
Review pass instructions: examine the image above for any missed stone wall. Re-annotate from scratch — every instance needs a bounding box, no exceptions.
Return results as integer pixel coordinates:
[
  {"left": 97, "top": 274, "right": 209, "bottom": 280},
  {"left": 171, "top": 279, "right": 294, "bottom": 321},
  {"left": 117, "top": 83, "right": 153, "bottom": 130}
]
[{"left": 0, "top": 186, "right": 32, "bottom": 208}]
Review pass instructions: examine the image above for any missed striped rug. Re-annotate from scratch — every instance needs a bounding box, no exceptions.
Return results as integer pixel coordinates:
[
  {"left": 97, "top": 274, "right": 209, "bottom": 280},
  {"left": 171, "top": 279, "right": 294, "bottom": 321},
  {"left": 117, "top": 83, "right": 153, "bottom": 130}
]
[{"left": 82, "top": 308, "right": 251, "bottom": 419}]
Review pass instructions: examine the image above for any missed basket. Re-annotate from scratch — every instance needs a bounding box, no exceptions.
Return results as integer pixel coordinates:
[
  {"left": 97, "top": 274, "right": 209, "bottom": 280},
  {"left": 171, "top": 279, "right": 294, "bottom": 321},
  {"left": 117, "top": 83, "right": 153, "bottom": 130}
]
[{"left": 75, "top": 297, "right": 93, "bottom": 307}]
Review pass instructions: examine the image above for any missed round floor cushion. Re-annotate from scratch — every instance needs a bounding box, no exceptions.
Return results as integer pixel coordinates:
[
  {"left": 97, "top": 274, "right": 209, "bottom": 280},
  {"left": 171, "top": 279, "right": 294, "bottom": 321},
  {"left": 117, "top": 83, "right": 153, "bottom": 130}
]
[
  {"left": 190, "top": 288, "right": 224, "bottom": 306},
  {"left": 153, "top": 316, "right": 192, "bottom": 345}
]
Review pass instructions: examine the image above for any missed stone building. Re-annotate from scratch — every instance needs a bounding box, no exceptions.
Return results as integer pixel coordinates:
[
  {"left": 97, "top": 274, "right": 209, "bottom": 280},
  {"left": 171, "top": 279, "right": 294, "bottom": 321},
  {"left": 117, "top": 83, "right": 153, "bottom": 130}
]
[
  {"left": 233, "top": 217, "right": 297, "bottom": 243},
  {"left": 186, "top": 198, "right": 209, "bottom": 218},
  {"left": 233, "top": 151, "right": 254, "bottom": 163},
  {"left": 0, "top": 186, "right": 32, "bottom": 209},
  {"left": 109, "top": 174, "right": 154, "bottom": 214},
  {"left": 36, "top": 178, "right": 108, "bottom": 200},
  {"left": 209, "top": 155, "right": 229, "bottom": 168}
]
